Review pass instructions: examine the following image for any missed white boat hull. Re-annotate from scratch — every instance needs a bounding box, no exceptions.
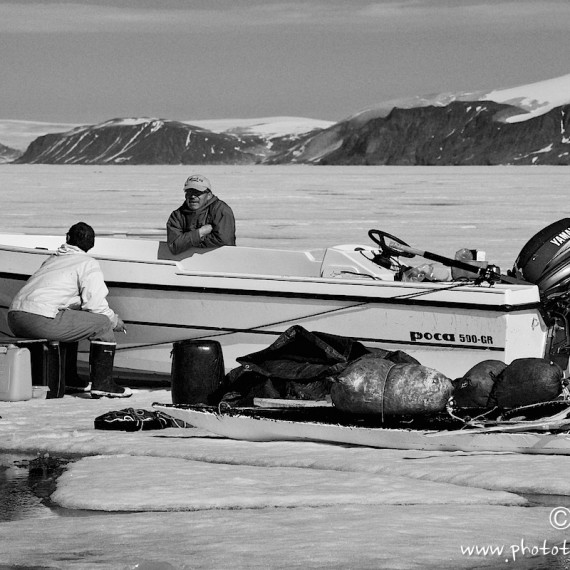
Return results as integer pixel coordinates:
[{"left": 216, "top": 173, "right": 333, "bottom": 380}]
[
  {"left": 0, "top": 234, "right": 550, "bottom": 380},
  {"left": 153, "top": 404, "right": 570, "bottom": 456}
]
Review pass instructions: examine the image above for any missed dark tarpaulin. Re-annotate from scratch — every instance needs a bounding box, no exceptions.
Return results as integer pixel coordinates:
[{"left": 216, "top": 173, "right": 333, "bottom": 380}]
[{"left": 215, "top": 325, "right": 416, "bottom": 406}]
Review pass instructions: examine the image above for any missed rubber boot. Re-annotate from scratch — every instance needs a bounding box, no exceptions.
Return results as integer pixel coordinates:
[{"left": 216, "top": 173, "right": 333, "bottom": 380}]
[
  {"left": 89, "top": 341, "right": 132, "bottom": 399},
  {"left": 62, "top": 342, "right": 91, "bottom": 393}
]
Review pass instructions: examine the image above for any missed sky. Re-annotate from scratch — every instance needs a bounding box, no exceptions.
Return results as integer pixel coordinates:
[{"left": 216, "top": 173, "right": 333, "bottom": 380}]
[{"left": 2, "top": 1, "right": 570, "bottom": 125}]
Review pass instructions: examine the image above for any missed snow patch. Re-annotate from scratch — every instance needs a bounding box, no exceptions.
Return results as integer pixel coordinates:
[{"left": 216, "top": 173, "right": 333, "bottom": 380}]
[
  {"left": 481, "top": 74, "right": 570, "bottom": 122},
  {"left": 531, "top": 144, "right": 554, "bottom": 154},
  {"left": 348, "top": 73, "right": 570, "bottom": 125},
  {"left": 187, "top": 116, "right": 333, "bottom": 138}
]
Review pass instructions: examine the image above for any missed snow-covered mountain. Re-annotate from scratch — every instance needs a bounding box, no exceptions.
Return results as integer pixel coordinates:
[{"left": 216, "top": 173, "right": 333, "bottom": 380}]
[
  {"left": 0, "top": 119, "right": 81, "bottom": 151},
  {"left": 274, "top": 100, "right": 570, "bottom": 165},
  {"left": 14, "top": 118, "right": 257, "bottom": 165},
  {"left": 0, "top": 117, "right": 331, "bottom": 152},
  {"left": 345, "top": 73, "right": 570, "bottom": 126},
  {"left": 12, "top": 117, "right": 330, "bottom": 165},
  {"left": 4, "top": 73, "right": 570, "bottom": 165},
  {"left": 266, "top": 74, "right": 570, "bottom": 166},
  {"left": 0, "top": 142, "right": 21, "bottom": 164},
  {"left": 479, "top": 73, "right": 570, "bottom": 123},
  {"left": 189, "top": 116, "right": 333, "bottom": 138}
]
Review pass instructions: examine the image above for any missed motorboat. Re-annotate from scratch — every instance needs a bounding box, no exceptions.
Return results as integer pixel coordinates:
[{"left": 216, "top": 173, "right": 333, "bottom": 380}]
[{"left": 0, "top": 223, "right": 569, "bottom": 382}]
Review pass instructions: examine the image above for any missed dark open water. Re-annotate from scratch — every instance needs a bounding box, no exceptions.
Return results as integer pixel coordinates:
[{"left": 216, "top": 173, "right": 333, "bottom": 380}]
[{"left": 0, "top": 453, "right": 114, "bottom": 522}]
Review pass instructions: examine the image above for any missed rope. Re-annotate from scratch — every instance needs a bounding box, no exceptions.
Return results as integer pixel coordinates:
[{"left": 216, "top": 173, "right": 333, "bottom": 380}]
[
  {"left": 445, "top": 399, "right": 501, "bottom": 428},
  {"left": 389, "top": 281, "right": 476, "bottom": 300},
  {"left": 115, "top": 300, "right": 371, "bottom": 352},
  {"left": 380, "top": 361, "right": 397, "bottom": 423}
]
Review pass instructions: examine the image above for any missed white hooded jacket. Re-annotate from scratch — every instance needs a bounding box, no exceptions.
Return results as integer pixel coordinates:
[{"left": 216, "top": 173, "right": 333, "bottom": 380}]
[{"left": 9, "top": 244, "right": 118, "bottom": 327}]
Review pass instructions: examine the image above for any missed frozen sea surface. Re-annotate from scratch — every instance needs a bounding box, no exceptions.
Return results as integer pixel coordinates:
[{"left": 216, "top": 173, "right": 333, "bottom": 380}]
[
  {"left": 1, "top": 165, "right": 570, "bottom": 569},
  {"left": 2, "top": 390, "right": 570, "bottom": 570},
  {"left": 0, "top": 164, "right": 568, "bottom": 270}
]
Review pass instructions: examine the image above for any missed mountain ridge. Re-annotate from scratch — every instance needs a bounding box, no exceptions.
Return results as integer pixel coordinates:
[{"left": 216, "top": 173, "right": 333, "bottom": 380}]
[
  {"left": 342, "top": 73, "right": 570, "bottom": 125},
  {"left": 284, "top": 101, "right": 570, "bottom": 166},
  {"left": 3, "top": 73, "right": 570, "bottom": 166}
]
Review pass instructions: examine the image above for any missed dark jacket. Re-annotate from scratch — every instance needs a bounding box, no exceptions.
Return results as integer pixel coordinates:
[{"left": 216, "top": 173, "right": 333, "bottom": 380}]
[{"left": 166, "top": 194, "right": 236, "bottom": 254}]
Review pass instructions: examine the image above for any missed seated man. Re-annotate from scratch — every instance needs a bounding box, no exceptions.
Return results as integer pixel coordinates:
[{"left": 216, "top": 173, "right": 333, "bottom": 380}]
[
  {"left": 7, "top": 222, "right": 131, "bottom": 399},
  {"left": 166, "top": 174, "right": 236, "bottom": 255}
]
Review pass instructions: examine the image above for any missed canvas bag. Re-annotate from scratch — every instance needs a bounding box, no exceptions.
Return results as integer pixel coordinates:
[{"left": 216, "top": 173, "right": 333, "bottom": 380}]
[
  {"left": 331, "top": 354, "right": 454, "bottom": 417},
  {"left": 452, "top": 360, "right": 507, "bottom": 409},
  {"left": 489, "top": 358, "right": 564, "bottom": 409}
]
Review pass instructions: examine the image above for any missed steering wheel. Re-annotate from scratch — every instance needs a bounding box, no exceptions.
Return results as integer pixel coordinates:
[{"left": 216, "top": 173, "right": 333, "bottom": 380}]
[{"left": 368, "top": 229, "right": 415, "bottom": 259}]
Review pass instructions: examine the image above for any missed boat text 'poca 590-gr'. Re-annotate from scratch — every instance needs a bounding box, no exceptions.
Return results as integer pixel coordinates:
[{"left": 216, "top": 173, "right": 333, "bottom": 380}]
[{"left": 0, "top": 219, "right": 569, "bottom": 381}]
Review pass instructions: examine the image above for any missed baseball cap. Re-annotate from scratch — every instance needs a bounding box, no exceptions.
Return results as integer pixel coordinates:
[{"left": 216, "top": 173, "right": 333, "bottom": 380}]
[{"left": 183, "top": 174, "right": 211, "bottom": 193}]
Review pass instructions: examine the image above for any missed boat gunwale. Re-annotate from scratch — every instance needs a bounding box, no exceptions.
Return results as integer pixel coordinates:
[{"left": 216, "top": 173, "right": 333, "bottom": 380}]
[
  {"left": 0, "top": 268, "right": 542, "bottom": 313},
  {"left": 0, "top": 272, "right": 541, "bottom": 316},
  {"left": 0, "top": 236, "right": 541, "bottom": 291},
  {"left": 0, "top": 237, "right": 543, "bottom": 311}
]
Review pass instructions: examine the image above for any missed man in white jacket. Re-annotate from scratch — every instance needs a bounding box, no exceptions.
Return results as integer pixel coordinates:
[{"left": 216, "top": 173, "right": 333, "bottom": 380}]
[{"left": 8, "top": 222, "right": 131, "bottom": 398}]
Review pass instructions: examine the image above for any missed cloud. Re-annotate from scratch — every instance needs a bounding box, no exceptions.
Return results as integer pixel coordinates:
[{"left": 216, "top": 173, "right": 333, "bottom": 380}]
[
  {"left": 1, "top": 0, "right": 570, "bottom": 33},
  {"left": 0, "top": 1, "right": 348, "bottom": 33},
  {"left": 357, "top": 0, "right": 570, "bottom": 29}
]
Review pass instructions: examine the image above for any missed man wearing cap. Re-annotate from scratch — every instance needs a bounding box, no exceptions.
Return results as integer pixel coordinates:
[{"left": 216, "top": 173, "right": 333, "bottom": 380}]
[{"left": 166, "top": 174, "right": 236, "bottom": 255}]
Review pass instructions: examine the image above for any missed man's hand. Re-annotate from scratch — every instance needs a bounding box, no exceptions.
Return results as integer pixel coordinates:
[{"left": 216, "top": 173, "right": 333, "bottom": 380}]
[
  {"left": 198, "top": 224, "right": 213, "bottom": 238},
  {"left": 114, "top": 317, "right": 127, "bottom": 333}
]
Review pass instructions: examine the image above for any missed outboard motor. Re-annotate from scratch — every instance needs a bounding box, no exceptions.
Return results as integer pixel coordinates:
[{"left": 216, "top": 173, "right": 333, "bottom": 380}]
[
  {"left": 513, "top": 218, "right": 570, "bottom": 299},
  {"left": 512, "top": 218, "right": 570, "bottom": 370}
]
